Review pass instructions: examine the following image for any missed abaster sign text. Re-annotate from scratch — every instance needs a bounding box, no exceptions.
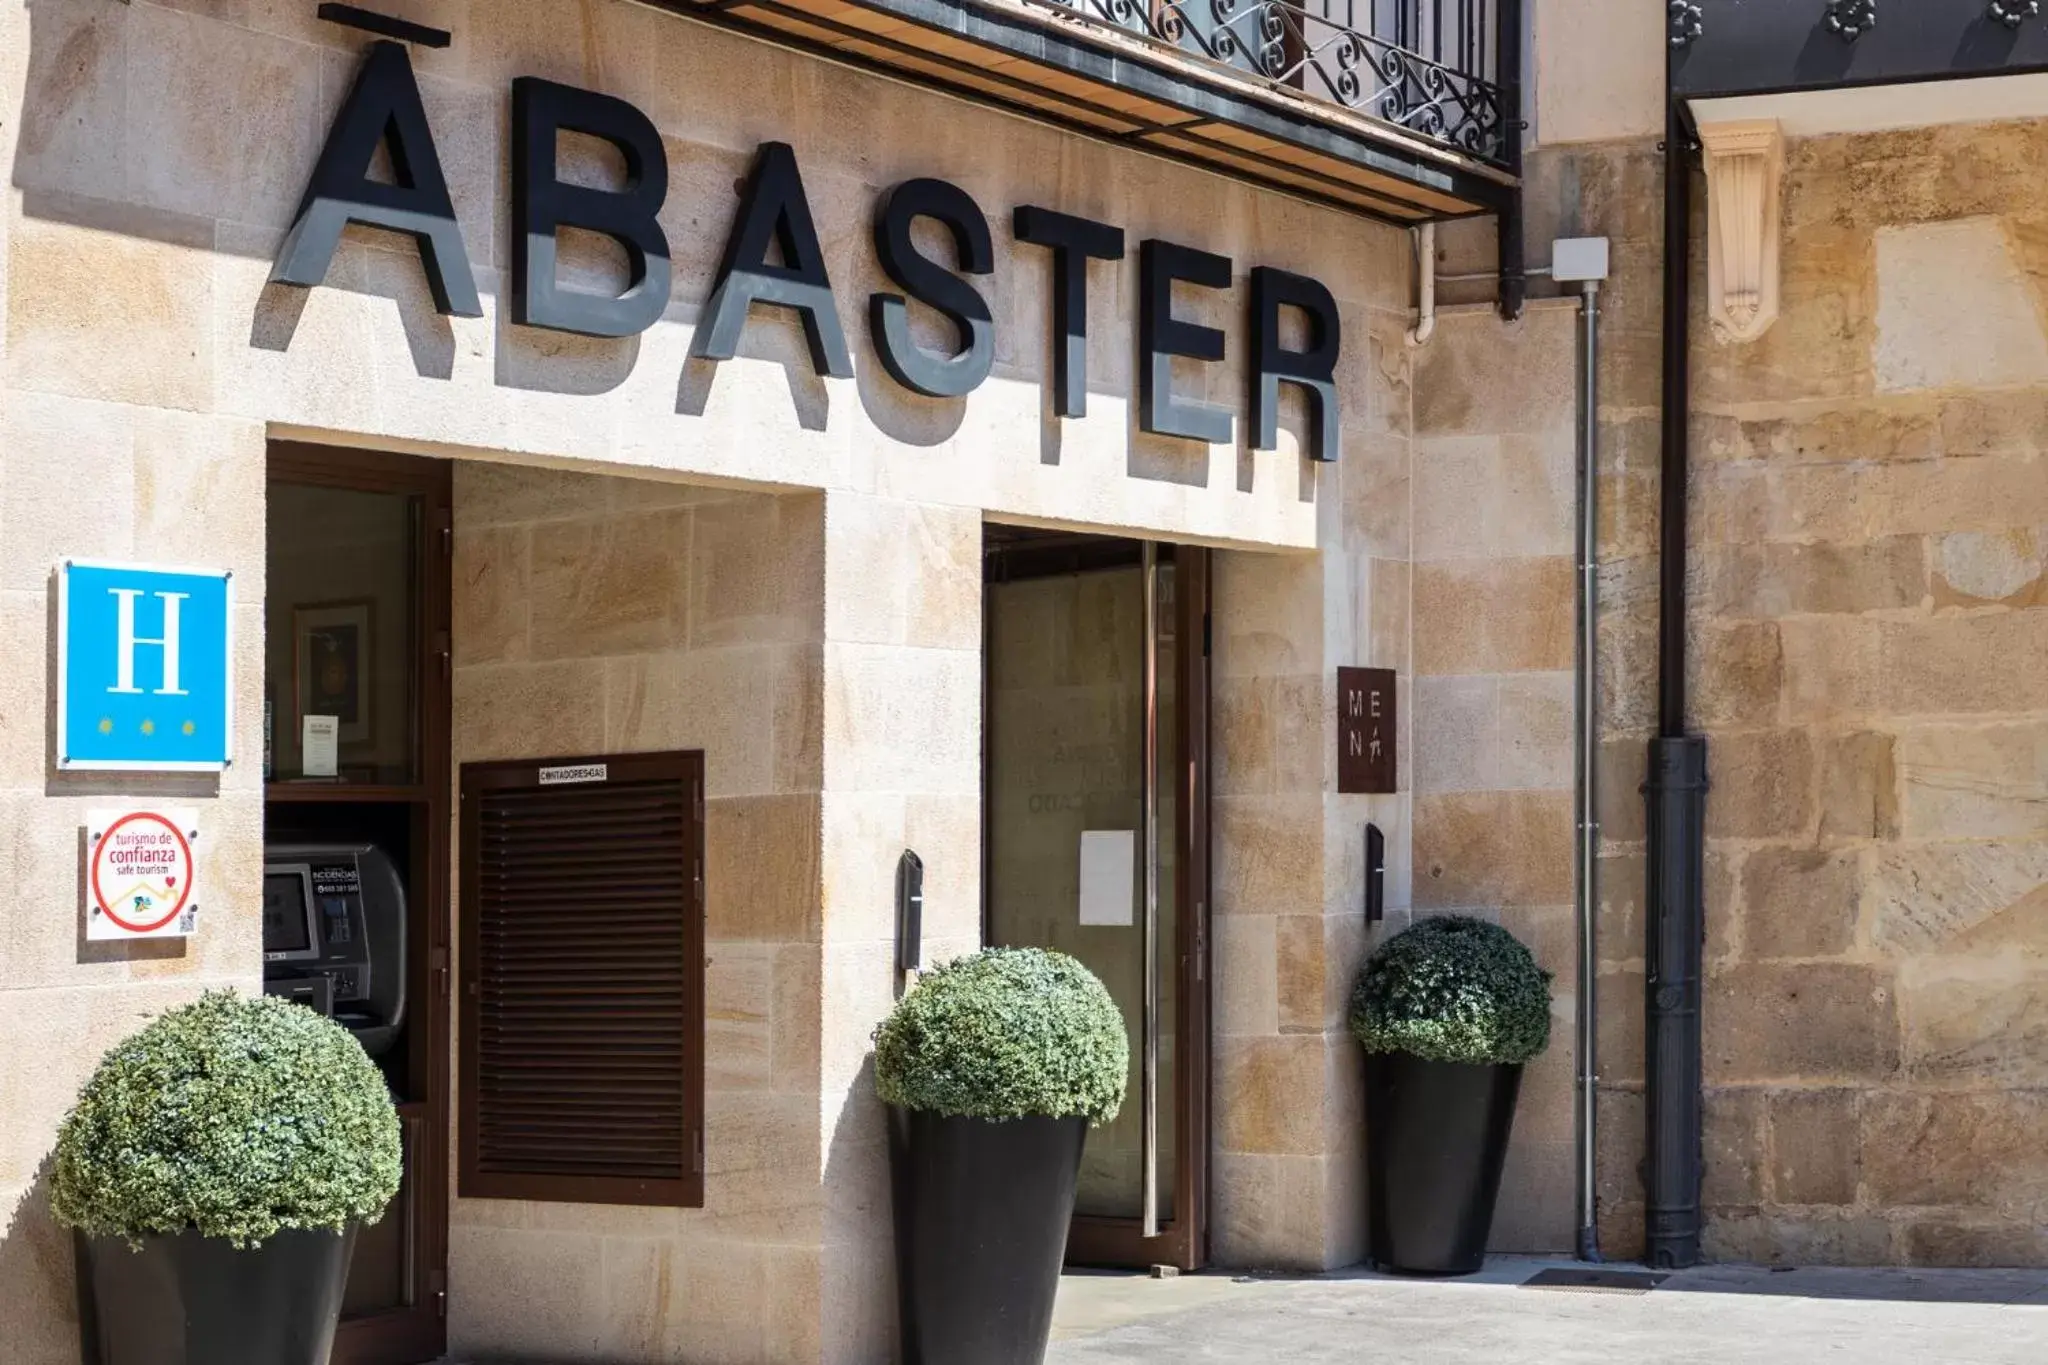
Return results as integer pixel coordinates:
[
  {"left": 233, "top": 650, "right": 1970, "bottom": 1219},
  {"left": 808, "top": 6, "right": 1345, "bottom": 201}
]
[{"left": 272, "top": 41, "right": 1342, "bottom": 460}]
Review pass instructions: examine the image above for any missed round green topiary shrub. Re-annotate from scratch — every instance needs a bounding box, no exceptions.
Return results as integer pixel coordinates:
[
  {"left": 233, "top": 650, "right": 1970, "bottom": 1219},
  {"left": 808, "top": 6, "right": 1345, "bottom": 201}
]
[
  {"left": 1348, "top": 916, "right": 1553, "bottom": 1067},
  {"left": 51, "top": 990, "right": 403, "bottom": 1248},
  {"left": 874, "top": 948, "right": 1129, "bottom": 1125}
]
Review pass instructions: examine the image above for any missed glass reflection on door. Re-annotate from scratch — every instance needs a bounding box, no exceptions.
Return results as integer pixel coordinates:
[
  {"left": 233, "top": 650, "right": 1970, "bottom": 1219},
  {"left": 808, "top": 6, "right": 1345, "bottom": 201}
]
[{"left": 986, "top": 552, "right": 1178, "bottom": 1224}]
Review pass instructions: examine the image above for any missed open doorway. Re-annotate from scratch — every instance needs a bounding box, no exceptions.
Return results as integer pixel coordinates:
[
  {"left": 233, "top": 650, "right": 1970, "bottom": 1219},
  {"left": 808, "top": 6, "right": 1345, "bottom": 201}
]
[
  {"left": 263, "top": 444, "right": 451, "bottom": 1365},
  {"left": 982, "top": 526, "right": 1212, "bottom": 1271}
]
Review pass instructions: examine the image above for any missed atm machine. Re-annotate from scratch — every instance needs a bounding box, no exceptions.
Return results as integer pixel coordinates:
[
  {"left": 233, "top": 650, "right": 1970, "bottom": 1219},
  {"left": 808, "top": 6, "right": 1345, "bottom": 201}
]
[{"left": 262, "top": 842, "right": 407, "bottom": 1060}]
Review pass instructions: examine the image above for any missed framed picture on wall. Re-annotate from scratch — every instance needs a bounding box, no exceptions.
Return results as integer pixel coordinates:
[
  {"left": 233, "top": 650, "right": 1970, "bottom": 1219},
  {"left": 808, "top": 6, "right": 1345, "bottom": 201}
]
[{"left": 294, "top": 600, "right": 374, "bottom": 747}]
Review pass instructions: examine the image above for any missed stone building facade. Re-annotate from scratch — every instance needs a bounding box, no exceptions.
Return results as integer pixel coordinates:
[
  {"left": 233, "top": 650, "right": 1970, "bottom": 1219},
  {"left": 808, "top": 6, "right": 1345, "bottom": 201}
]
[
  {"left": 1494, "top": 64, "right": 2048, "bottom": 1268},
  {"left": 2, "top": 0, "right": 2046, "bottom": 1362},
  {"left": 1679, "top": 121, "right": 2048, "bottom": 1267},
  {"left": 0, "top": 1, "right": 1484, "bottom": 1360}
]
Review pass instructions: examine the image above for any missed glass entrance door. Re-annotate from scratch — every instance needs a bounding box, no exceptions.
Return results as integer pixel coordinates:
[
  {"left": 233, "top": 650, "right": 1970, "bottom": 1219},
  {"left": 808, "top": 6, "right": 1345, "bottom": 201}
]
[{"left": 984, "top": 530, "right": 1210, "bottom": 1270}]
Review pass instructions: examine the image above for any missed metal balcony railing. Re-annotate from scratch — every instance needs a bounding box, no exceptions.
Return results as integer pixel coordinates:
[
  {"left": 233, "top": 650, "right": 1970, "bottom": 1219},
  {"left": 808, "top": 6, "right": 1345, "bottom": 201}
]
[
  {"left": 654, "top": 0, "right": 1521, "bottom": 223},
  {"left": 1023, "top": 0, "right": 1516, "bottom": 167}
]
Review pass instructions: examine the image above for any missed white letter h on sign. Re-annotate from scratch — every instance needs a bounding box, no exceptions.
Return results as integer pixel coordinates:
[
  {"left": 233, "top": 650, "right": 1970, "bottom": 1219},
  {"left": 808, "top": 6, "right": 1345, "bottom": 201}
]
[{"left": 108, "top": 589, "right": 189, "bottom": 696}]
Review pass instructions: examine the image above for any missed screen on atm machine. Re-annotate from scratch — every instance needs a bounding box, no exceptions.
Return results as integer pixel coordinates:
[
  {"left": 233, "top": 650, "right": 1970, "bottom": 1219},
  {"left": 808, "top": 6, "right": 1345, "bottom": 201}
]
[{"left": 262, "top": 873, "right": 313, "bottom": 955}]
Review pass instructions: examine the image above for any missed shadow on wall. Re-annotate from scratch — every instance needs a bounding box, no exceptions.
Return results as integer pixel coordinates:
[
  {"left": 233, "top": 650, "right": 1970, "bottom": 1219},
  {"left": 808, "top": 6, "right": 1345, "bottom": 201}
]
[
  {"left": 14, "top": 583, "right": 219, "bottom": 1360},
  {"left": 823, "top": 1054, "right": 899, "bottom": 1363},
  {"left": 678, "top": 328, "right": 830, "bottom": 433},
  {"left": 0, "top": 1165, "right": 82, "bottom": 1365},
  {"left": 9, "top": 0, "right": 1325, "bottom": 500}
]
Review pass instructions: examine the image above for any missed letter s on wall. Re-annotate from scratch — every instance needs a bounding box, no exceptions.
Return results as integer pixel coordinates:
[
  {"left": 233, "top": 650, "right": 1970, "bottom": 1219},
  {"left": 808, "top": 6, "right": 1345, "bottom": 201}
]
[{"left": 869, "top": 178, "right": 996, "bottom": 399}]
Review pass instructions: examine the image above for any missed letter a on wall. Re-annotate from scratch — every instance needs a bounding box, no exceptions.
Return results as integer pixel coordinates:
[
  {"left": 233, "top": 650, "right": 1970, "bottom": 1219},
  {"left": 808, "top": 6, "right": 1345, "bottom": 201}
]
[
  {"left": 271, "top": 40, "right": 482, "bottom": 316},
  {"left": 693, "top": 142, "right": 853, "bottom": 377},
  {"left": 56, "top": 562, "right": 234, "bottom": 773}
]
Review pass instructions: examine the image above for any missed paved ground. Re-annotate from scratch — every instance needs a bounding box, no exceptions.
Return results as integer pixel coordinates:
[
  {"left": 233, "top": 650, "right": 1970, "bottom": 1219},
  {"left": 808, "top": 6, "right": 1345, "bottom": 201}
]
[
  {"left": 448, "top": 1257, "right": 2048, "bottom": 1362},
  {"left": 1045, "top": 1258, "right": 2048, "bottom": 1364}
]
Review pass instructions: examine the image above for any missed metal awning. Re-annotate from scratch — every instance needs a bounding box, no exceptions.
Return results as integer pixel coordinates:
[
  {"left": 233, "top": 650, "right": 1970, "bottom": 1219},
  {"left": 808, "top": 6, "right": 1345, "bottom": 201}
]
[
  {"left": 643, "top": 0, "right": 1520, "bottom": 223},
  {"left": 1672, "top": 0, "right": 2048, "bottom": 103}
]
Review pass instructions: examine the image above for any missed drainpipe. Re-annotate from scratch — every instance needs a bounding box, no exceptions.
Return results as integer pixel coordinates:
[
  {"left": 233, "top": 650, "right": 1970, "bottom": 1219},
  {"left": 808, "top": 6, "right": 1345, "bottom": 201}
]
[
  {"left": 1554, "top": 235, "right": 1610, "bottom": 1265},
  {"left": 1406, "top": 222, "right": 1437, "bottom": 347},
  {"left": 1644, "top": 101, "right": 1710, "bottom": 1271}
]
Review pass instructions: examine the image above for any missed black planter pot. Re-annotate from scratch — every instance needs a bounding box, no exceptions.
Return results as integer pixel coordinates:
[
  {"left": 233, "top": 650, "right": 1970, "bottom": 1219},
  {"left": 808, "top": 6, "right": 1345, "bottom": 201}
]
[
  {"left": 1364, "top": 1052, "right": 1523, "bottom": 1276},
  {"left": 78, "top": 1225, "right": 357, "bottom": 1365},
  {"left": 888, "top": 1107, "right": 1086, "bottom": 1365}
]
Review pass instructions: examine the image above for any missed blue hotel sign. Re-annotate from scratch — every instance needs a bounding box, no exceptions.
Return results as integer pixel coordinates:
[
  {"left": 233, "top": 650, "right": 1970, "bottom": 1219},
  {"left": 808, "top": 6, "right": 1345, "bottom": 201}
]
[{"left": 57, "top": 561, "right": 235, "bottom": 772}]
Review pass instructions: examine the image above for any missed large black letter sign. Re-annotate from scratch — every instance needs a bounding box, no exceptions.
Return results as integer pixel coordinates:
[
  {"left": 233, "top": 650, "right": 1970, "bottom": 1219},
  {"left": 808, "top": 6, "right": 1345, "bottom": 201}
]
[
  {"left": 694, "top": 142, "right": 853, "bottom": 377},
  {"left": 1139, "top": 239, "right": 1232, "bottom": 444},
  {"left": 271, "top": 41, "right": 480, "bottom": 316},
  {"left": 870, "top": 179, "right": 995, "bottom": 399},
  {"left": 511, "top": 77, "right": 672, "bottom": 338},
  {"left": 1248, "top": 266, "right": 1342, "bottom": 461},
  {"left": 1012, "top": 206, "right": 1124, "bottom": 418}
]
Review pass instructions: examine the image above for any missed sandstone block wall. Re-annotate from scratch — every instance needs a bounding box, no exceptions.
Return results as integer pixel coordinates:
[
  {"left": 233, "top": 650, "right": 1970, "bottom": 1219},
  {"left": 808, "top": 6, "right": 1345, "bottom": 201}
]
[
  {"left": 1500, "top": 123, "right": 2048, "bottom": 1267},
  {"left": 1407, "top": 297, "right": 1584, "bottom": 1252},
  {"left": 447, "top": 470, "right": 980, "bottom": 1365},
  {"left": 3, "top": 0, "right": 1400, "bottom": 554},
  {"left": 814, "top": 486, "right": 985, "bottom": 1359},
  {"left": 1515, "top": 136, "right": 1673, "bottom": 1263},
  {"left": 1, "top": 0, "right": 1412, "bottom": 1339},
  {"left": 2, "top": 4, "right": 271, "bottom": 1352},
  {"left": 1678, "top": 121, "right": 2048, "bottom": 1267},
  {"left": 448, "top": 464, "right": 832, "bottom": 1362},
  {"left": 1427, "top": 127, "right": 1672, "bottom": 1260}
]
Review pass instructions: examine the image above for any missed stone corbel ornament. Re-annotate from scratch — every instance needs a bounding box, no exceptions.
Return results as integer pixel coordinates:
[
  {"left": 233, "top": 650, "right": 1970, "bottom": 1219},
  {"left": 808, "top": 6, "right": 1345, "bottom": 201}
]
[{"left": 1698, "top": 119, "right": 1785, "bottom": 344}]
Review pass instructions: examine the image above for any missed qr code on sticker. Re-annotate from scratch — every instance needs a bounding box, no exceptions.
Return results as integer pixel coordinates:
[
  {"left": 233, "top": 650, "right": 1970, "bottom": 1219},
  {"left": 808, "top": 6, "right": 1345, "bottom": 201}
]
[{"left": 178, "top": 908, "right": 198, "bottom": 935}]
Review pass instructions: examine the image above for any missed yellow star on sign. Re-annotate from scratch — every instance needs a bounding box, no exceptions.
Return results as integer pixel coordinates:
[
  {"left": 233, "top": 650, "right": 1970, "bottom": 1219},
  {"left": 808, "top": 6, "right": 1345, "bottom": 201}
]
[
  {"left": 182, "top": 721, "right": 196, "bottom": 736},
  {"left": 98, "top": 717, "right": 114, "bottom": 735},
  {"left": 139, "top": 719, "right": 155, "bottom": 736}
]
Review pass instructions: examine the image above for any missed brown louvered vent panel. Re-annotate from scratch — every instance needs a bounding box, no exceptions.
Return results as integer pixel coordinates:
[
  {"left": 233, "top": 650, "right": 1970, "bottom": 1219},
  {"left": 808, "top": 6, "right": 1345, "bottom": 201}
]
[{"left": 459, "top": 751, "right": 704, "bottom": 1208}]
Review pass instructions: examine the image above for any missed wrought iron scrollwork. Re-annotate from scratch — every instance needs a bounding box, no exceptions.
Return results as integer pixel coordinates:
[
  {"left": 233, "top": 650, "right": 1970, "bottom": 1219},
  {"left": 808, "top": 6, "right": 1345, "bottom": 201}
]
[
  {"left": 1990, "top": 0, "right": 2039, "bottom": 27},
  {"left": 1669, "top": 0, "right": 1703, "bottom": 47},
  {"left": 1824, "top": 0, "right": 1876, "bottom": 39},
  {"left": 1025, "top": 0, "right": 1511, "bottom": 167}
]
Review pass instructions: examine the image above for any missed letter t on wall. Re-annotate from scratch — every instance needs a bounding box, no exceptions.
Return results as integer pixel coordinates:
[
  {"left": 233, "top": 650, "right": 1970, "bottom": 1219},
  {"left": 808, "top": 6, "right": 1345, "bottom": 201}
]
[{"left": 1012, "top": 206, "right": 1125, "bottom": 418}]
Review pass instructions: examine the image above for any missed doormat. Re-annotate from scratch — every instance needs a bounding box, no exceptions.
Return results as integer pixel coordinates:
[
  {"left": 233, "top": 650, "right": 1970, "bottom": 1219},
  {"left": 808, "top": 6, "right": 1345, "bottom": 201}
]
[{"left": 1520, "top": 1268, "right": 1670, "bottom": 1296}]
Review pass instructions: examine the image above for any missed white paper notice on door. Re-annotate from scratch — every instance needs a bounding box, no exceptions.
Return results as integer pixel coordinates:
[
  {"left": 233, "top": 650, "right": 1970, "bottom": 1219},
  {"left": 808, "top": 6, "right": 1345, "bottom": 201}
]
[{"left": 1078, "top": 830, "right": 1136, "bottom": 927}]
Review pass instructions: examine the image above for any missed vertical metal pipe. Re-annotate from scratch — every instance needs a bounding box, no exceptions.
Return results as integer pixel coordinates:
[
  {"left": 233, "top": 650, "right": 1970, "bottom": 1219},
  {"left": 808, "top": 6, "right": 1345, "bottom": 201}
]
[
  {"left": 1141, "top": 541, "right": 1161, "bottom": 1241},
  {"left": 1645, "top": 101, "right": 1709, "bottom": 1272},
  {"left": 1573, "top": 279, "right": 1603, "bottom": 1263},
  {"left": 1657, "top": 105, "right": 1692, "bottom": 740},
  {"left": 1493, "top": 0, "right": 1525, "bottom": 320}
]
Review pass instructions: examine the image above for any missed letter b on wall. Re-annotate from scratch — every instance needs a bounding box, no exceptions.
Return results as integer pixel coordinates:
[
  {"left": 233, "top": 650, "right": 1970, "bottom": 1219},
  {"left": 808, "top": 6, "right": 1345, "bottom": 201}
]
[{"left": 512, "top": 77, "right": 673, "bottom": 338}]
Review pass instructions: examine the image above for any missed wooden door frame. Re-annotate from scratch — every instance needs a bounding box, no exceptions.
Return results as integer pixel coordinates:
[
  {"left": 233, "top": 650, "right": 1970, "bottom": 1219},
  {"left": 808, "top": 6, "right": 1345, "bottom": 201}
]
[
  {"left": 268, "top": 441, "right": 452, "bottom": 1365},
  {"left": 981, "top": 537, "right": 1212, "bottom": 1272}
]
